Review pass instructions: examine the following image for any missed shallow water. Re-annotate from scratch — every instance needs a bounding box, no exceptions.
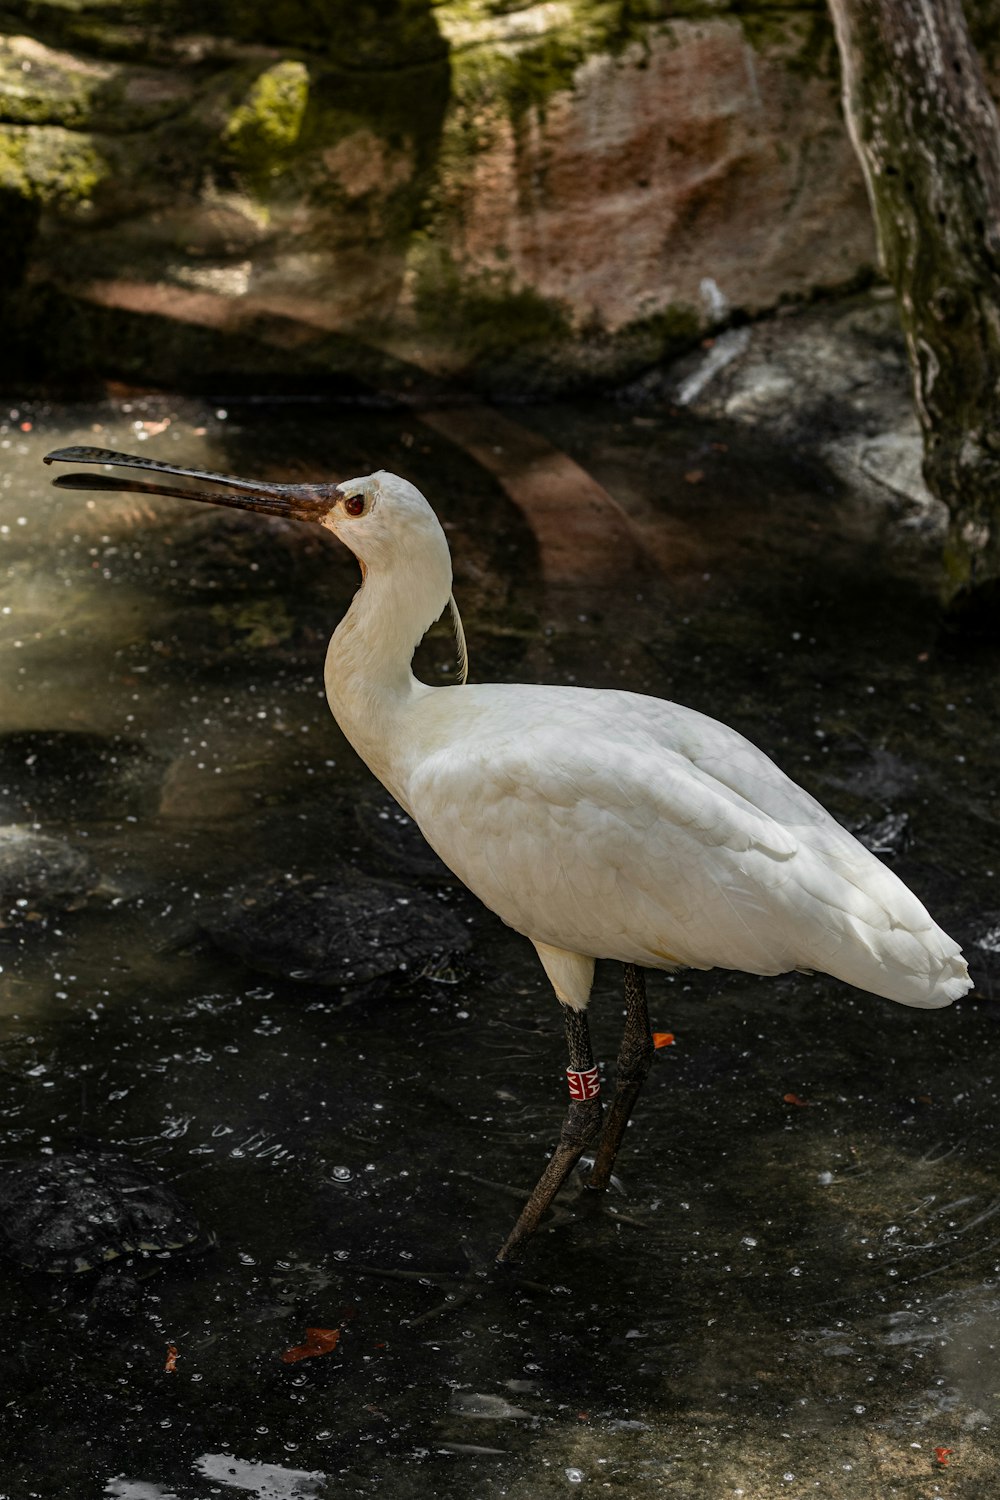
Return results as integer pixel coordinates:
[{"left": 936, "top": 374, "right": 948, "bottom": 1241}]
[{"left": 0, "top": 393, "right": 998, "bottom": 1498}]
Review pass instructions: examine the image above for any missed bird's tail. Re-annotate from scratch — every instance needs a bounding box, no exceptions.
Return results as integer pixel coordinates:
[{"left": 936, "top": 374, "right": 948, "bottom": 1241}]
[
  {"left": 788, "top": 846, "right": 972, "bottom": 1007},
  {"left": 822, "top": 920, "right": 971, "bottom": 1007}
]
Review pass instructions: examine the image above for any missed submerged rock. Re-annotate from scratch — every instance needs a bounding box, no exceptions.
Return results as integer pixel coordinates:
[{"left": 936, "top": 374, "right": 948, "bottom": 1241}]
[
  {"left": 0, "top": 827, "right": 100, "bottom": 920},
  {"left": 0, "top": 729, "right": 158, "bottom": 822},
  {"left": 0, "top": 1152, "right": 209, "bottom": 1276},
  {"left": 205, "top": 871, "right": 470, "bottom": 988},
  {"left": 352, "top": 786, "right": 455, "bottom": 884}
]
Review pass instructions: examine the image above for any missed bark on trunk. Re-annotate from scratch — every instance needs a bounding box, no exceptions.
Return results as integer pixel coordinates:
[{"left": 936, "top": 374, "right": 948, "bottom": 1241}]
[{"left": 829, "top": 0, "right": 1000, "bottom": 607}]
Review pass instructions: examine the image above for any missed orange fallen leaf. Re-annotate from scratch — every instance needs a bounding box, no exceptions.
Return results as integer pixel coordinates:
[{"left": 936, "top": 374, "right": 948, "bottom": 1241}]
[
  {"left": 935, "top": 1447, "right": 952, "bottom": 1466},
  {"left": 652, "top": 1032, "right": 675, "bottom": 1049},
  {"left": 281, "top": 1327, "right": 341, "bottom": 1364},
  {"left": 164, "top": 1344, "right": 178, "bottom": 1374},
  {"left": 683, "top": 469, "right": 705, "bottom": 485},
  {"left": 783, "top": 1092, "right": 811, "bottom": 1107}
]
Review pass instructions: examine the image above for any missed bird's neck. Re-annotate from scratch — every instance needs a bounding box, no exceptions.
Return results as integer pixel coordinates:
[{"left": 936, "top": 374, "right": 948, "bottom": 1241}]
[{"left": 323, "top": 556, "right": 449, "bottom": 801}]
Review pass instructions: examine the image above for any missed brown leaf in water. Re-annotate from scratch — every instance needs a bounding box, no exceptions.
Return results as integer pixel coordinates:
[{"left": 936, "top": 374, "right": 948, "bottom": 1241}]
[{"left": 281, "top": 1327, "right": 341, "bottom": 1364}]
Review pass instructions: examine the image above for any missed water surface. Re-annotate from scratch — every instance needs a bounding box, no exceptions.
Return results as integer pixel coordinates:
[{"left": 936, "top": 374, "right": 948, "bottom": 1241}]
[{"left": 0, "top": 393, "right": 997, "bottom": 1498}]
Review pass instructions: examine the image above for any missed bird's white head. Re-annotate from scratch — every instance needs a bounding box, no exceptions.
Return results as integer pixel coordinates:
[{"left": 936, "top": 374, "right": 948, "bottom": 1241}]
[{"left": 326, "top": 469, "right": 450, "bottom": 579}]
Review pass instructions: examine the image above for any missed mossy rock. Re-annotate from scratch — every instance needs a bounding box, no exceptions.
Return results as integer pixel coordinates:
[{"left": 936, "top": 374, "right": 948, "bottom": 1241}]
[
  {"left": 221, "top": 59, "right": 309, "bottom": 186},
  {"left": 0, "top": 0, "right": 886, "bottom": 394},
  {"left": 0, "top": 34, "right": 189, "bottom": 129},
  {"left": 0, "top": 122, "right": 110, "bottom": 204}
]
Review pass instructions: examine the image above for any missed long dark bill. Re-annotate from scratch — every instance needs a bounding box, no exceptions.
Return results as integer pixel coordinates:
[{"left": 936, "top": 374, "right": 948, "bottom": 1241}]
[{"left": 43, "top": 446, "right": 340, "bottom": 522}]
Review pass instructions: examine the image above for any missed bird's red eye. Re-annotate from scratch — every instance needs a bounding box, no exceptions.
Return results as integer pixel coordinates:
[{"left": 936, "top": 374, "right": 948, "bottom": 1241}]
[{"left": 344, "top": 494, "right": 365, "bottom": 517}]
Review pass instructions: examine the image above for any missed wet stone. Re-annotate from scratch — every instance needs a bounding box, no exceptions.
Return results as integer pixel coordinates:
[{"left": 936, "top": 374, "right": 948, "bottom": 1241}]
[
  {"left": 0, "top": 1152, "right": 209, "bottom": 1276},
  {"left": 856, "top": 808, "right": 911, "bottom": 859},
  {"left": 204, "top": 870, "right": 471, "bottom": 989},
  {"left": 0, "top": 826, "right": 100, "bottom": 920},
  {"left": 0, "top": 730, "right": 159, "bottom": 823}
]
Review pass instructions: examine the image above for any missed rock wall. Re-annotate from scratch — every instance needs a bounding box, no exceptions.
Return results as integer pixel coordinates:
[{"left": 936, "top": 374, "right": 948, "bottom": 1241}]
[{"left": 0, "top": 1, "right": 991, "bottom": 393}]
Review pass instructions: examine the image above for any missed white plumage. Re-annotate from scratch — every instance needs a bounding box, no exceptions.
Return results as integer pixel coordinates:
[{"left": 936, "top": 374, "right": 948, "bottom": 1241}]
[
  {"left": 321, "top": 471, "right": 970, "bottom": 1016},
  {"left": 402, "top": 685, "right": 968, "bottom": 1008},
  {"left": 44, "top": 445, "right": 973, "bottom": 1258}
]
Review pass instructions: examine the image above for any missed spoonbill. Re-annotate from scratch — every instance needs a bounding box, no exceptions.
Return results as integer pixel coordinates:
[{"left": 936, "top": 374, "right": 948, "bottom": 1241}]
[{"left": 44, "top": 446, "right": 973, "bottom": 1261}]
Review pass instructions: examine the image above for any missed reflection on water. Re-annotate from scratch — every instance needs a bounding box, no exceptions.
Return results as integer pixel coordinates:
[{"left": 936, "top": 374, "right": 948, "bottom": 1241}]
[{"left": 0, "top": 393, "right": 998, "bottom": 1496}]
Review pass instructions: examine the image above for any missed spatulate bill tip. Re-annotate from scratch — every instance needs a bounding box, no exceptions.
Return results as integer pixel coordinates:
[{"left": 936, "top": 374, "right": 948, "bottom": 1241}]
[{"left": 44, "top": 445, "right": 111, "bottom": 465}]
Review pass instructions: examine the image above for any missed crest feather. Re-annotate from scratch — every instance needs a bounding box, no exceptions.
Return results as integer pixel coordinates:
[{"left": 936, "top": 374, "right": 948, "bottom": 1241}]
[{"left": 449, "top": 593, "right": 469, "bottom": 685}]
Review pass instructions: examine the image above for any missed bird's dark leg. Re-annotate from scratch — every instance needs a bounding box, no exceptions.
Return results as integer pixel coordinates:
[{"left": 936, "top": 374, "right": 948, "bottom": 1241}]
[
  {"left": 496, "top": 1003, "right": 603, "bottom": 1262},
  {"left": 587, "top": 963, "right": 654, "bottom": 1190}
]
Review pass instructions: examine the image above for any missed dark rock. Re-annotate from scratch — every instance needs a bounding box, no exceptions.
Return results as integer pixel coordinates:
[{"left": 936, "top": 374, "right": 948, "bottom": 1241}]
[
  {"left": 0, "top": 729, "right": 158, "bottom": 822},
  {"left": 0, "top": 827, "right": 100, "bottom": 920},
  {"left": 351, "top": 786, "right": 455, "bottom": 884},
  {"left": 656, "top": 294, "right": 948, "bottom": 544},
  {"left": 0, "top": 1152, "right": 209, "bottom": 1276},
  {"left": 856, "top": 809, "right": 911, "bottom": 859},
  {"left": 204, "top": 870, "right": 470, "bottom": 988}
]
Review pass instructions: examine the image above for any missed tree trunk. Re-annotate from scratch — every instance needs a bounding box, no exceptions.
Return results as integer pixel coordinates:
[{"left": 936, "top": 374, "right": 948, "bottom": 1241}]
[{"left": 828, "top": 0, "right": 1000, "bottom": 609}]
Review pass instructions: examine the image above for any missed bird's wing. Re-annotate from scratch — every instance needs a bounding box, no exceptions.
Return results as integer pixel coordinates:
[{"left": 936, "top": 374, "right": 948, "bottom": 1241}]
[
  {"left": 405, "top": 715, "right": 809, "bottom": 976},
  {"left": 403, "top": 687, "right": 968, "bottom": 1006}
]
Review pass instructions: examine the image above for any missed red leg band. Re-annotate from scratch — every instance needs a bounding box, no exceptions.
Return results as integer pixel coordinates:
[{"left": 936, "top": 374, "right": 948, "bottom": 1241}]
[{"left": 566, "top": 1065, "right": 600, "bottom": 1101}]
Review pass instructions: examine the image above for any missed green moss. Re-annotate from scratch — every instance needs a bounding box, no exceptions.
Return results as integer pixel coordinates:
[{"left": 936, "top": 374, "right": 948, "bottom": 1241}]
[
  {"left": 407, "top": 236, "right": 707, "bottom": 390},
  {"left": 444, "top": 1, "right": 662, "bottom": 123},
  {"left": 209, "top": 599, "right": 295, "bottom": 650},
  {"left": 0, "top": 123, "right": 107, "bottom": 203},
  {"left": 618, "top": 300, "right": 702, "bottom": 358},
  {"left": 440, "top": 1, "right": 842, "bottom": 129},
  {"left": 941, "top": 538, "right": 973, "bottom": 593},
  {"left": 412, "top": 246, "right": 572, "bottom": 355},
  {"left": 0, "top": 46, "right": 95, "bottom": 127},
  {"left": 222, "top": 60, "right": 309, "bottom": 188},
  {"left": 0, "top": 128, "right": 29, "bottom": 195},
  {"left": 733, "top": 5, "right": 838, "bottom": 81}
]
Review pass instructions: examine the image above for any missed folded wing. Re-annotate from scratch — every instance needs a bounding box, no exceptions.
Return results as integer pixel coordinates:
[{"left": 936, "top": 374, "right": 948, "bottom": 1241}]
[{"left": 404, "top": 687, "right": 969, "bottom": 1008}]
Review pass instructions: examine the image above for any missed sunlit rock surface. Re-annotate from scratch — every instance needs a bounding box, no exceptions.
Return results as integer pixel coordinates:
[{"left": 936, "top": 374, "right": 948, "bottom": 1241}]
[{"left": 1, "top": 1, "right": 877, "bottom": 391}]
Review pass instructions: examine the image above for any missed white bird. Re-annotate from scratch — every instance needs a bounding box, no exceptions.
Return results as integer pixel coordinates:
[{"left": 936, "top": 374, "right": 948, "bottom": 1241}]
[{"left": 45, "top": 447, "right": 973, "bottom": 1259}]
